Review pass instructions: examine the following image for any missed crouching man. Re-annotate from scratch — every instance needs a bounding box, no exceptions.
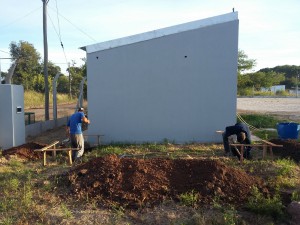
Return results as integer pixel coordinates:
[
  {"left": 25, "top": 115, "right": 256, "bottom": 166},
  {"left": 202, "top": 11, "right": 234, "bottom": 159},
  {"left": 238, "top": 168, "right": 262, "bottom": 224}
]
[{"left": 223, "top": 122, "right": 252, "bottom": 159}]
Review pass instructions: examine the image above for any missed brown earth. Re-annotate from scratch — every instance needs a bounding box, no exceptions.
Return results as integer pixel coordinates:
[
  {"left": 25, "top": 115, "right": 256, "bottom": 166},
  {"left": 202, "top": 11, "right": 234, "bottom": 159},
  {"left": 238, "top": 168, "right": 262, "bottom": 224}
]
[
  {"left": 2, "top": 142, "right": 46, "bottom": 160},
  {"left": 3, "top": 138, "right": 300, "bottom": 209},
  {"left": 65, "top": 155, "right": 268, "bottom": 209},
  {"left": 270, "top": 139, "right": 300, "bottom": 162}
]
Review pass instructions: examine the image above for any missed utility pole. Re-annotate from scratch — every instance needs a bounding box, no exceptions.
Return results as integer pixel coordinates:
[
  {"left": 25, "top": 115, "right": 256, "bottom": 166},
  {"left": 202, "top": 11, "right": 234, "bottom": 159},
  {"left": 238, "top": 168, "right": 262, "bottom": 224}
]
[
  {"left": 68, "top": 62, "right": 72, "bottom": 99},
  {"left": 42, "top": 0, "right": 49, "bottom": 120},
  {"left": 297, "top": 73, "right": 299, "bottom": 98}
]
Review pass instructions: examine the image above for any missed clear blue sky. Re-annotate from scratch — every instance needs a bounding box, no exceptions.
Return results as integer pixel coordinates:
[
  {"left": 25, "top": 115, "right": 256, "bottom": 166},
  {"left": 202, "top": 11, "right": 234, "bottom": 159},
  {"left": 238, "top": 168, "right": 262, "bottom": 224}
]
[{"left": 0, "top": 0, "right": 299, "bottom": 74}]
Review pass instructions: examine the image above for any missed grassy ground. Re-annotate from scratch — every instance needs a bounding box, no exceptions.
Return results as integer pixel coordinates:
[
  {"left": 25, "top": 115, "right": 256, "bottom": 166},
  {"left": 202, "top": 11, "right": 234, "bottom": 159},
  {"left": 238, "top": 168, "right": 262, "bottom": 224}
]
[
  {"left": 0, "top": 141, "right": 299, "bottom": 225},
  {"left": 24, "top": 91, "right": 76, "bottom": 109},
  {"left": 1, "top": 108, "right": 299, "bottom": 224}
]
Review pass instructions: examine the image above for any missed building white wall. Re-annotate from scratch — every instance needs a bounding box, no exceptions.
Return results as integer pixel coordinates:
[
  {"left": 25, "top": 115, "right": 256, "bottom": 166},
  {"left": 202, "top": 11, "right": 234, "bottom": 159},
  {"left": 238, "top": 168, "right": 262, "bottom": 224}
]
[
  {"left": 0, "top": 85, "right": 25, "bottom": 149},
  {"left": 85, "top": 13, "right": 239, "bottom": 144}
]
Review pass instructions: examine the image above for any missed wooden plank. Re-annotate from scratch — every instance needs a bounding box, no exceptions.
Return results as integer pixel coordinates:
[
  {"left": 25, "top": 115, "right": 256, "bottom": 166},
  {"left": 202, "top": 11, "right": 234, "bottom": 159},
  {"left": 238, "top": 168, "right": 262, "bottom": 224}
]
[
  {"left": 35, "top": 148, "right": 79, "bottom": 152},
  {"left": 230, "top": 144, "right": 266, "bottom": 147},
  {"left": 34, "top": 147, "right": 78, "bottom": 166},
  {"left": 261, "top": 140, "right": 283, "bottom": 147},
  {"left": 40, "top": 141, "right": 60, "bottom": 151}
]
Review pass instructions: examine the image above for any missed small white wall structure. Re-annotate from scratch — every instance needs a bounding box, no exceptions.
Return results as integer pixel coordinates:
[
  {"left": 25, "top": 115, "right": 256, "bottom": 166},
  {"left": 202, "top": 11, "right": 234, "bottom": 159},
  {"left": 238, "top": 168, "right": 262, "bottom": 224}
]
[
  {"left": 82, "top": 12, "right": 239, "bottom": 144},
  {"left": 0, "top": 85, "right": 25, "bottom": 149},
  {"left": 261, "top": 85, "right": 285, "bottom": 93}
]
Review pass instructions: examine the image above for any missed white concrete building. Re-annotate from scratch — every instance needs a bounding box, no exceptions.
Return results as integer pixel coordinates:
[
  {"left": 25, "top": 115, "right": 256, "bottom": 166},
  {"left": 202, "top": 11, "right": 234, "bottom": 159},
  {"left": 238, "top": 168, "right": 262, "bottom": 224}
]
[
  {"left": 82, "top": 12, "right": 239, "bottom": 144},
  {"left": 0, "top": 85, "right": 25, "bottom": 149}
]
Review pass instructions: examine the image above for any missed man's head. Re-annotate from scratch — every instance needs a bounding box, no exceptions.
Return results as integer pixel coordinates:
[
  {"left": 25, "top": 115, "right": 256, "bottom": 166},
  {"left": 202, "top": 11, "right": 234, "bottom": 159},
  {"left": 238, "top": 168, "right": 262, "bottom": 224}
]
[
  {"left": 78, "top": 107, "right": 84, "bottom": 112},
  {"left": 237, "top": 132, "right": 246, "bottom": 143}
]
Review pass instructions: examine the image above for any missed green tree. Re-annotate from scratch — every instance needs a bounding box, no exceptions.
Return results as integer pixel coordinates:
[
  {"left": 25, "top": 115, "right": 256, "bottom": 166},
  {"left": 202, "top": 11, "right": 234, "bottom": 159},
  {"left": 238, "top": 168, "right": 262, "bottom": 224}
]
[
  {"left": 67, "top": 60, "right": 86, "bottom": 98},
  {"left": 56, "top": 75, "right": 70, "bottom": 94},
  {"left": 9, "top": 41, "right": 42, "bottom": 90},
  {"left": 238, "top": 49, "right": 256, "bottom": 74},
  {"left": 260, "top": 65, "right": 300, "bottom": 89},
  {"left": 41, "top": 61, "right": 61, "bottom": 78}
]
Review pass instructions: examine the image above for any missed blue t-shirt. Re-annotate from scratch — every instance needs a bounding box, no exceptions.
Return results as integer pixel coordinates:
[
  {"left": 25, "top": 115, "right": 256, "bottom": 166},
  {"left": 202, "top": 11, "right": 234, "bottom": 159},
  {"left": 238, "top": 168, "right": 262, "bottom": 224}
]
[{"left": 67, "top": 112, "right": 84, "bottom": 134}]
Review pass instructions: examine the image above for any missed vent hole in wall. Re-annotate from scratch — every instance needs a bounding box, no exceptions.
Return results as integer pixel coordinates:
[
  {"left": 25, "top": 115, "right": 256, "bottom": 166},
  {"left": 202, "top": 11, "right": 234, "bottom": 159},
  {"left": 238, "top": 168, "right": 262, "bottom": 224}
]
[{"left": 184, "top": 56, "right": 187, "bottom": 58}]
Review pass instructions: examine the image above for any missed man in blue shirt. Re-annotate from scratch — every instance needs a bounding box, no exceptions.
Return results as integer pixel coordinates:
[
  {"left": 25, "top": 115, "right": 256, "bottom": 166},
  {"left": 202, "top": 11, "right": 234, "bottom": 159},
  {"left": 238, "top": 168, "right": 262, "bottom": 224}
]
[
  {"left": 66, "top": 107, "right": 90, "bottom": 163},
  {"left": 222, "top": 122, "right": 252, "bottom": 159}
]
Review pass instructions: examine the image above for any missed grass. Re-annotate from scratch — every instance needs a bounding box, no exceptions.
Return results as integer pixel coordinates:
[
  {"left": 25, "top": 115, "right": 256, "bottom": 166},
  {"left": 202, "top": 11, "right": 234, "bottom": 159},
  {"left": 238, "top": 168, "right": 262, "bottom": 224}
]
[
  {"left": 246, "top": 186, "right": 285, "bottom": 220},
  {"left": 1, "top": 142, "right": 299, "bottom": 224},
  {"left": 238, "top": 114, "right": 281, "bottom": 129},
  {"left": 24, "top": 90, "right": 76, "bottom": 109},
  {"left": 237, "top": 113, "right": 291, "bottom": 140},
  {"left": 179, "top": 190, "right": 199, "bottom": 208},
  {"left": 1, "top": 113, "right": 300, "bottom": 224}
]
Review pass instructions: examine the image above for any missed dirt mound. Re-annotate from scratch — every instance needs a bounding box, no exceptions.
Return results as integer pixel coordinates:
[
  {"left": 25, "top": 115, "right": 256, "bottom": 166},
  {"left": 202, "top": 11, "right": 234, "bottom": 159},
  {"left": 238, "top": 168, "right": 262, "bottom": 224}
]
[
  {"left": 66, "top": 155, "right": 267, "bottom": 208},
  {"left": 2, "top": 142, "right": 46, "bottom": 160},
  {"left": 270, "top": 139, "right": 300, "bottom": 162}
]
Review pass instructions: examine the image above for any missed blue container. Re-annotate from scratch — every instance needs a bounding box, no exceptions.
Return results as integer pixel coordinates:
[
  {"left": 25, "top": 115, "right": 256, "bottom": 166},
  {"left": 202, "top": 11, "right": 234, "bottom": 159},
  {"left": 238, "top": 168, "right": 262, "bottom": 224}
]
[{"left": 277, "top": 122, "right": 300, "bottom": 139}]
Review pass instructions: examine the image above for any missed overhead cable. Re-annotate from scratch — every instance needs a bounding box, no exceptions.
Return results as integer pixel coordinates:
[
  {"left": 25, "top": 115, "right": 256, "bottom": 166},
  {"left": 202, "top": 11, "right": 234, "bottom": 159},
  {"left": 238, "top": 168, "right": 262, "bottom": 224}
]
[
  {"left": 47, "top": 13, "right": 71, "bottom": 72},
  {"left": 0, "top": 6, "right": 42, "bottom": 29},
  {"left": 48, "top": 5, "right": 97, "bottom": 42}
]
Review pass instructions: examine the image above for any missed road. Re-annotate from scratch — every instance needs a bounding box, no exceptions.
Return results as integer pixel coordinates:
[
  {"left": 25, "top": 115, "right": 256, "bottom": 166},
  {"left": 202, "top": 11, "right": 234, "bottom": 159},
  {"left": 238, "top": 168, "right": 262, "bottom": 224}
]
[
  {"left": 237, "top": 97, "right": 300, "bottom": 122},
  {"left": 25, "top": 103, "right": 78, "bottom": 122},
  {"left": 26, "top": 98, "right": 300, "bottom": 143},
  {"left": 26, "top": 98, "right": 300, "bottom": 122}
]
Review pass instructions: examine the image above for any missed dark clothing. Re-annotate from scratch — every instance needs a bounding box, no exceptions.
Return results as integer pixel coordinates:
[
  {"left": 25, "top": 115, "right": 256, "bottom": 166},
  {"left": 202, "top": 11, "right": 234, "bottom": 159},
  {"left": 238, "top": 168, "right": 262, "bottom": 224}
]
[{"left": 223, "top": 123, "right": 252, "bottom": 159}]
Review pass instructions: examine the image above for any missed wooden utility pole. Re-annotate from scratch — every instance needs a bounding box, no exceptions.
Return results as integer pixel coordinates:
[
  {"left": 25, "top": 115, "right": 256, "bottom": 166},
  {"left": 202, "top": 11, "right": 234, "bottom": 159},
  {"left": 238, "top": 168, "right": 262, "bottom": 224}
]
[{"left": 42, "top": 0, "right": 50, "bottom": 120}]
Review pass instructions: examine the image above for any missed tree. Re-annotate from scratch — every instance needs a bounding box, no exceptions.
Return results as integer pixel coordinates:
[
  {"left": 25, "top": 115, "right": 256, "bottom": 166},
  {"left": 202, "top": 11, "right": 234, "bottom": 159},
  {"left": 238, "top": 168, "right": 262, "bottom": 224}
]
[
  {"left": 238, "top": 50, "right": 256, "bottom": 75},
  {"left": 259, "top": 65, "right": 300, "bottom": 89},
  {"left": 41, "top": 61, "right": 61, "bottom": 78},
  {"left": 68, "top": 63, "right": 86, "bottom": 98},
  {"left": 9, "top": 41, "right": 42, "bottom": 90},
  {"left": 238, "top": 71, "right": 285, "bottom": 91}
]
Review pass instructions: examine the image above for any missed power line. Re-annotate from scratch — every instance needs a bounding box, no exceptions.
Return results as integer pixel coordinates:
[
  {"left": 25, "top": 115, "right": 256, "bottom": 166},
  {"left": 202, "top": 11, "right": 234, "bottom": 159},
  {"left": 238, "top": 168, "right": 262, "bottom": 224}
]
[
  {"left": 48, "top": 12, "right": 71, "bottom": 71},
  {"left": 48, "top": 5, "right": 97, "bottom": 42},
  {"left": 0, "top": 50, "right": 10, "bottom": 54},
  {"left": 55, "top": 0, "right": 62, "bottom": 41},
  {"left": 0, "top": 6, "right": 42, "bottom": 29}
]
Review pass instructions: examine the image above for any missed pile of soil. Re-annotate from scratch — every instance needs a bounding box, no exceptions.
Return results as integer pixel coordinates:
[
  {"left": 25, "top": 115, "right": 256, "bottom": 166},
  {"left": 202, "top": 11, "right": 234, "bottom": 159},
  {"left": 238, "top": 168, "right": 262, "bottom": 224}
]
[
  {"left": 66, "top": 155, "right": 268, "bottom": 209},
  {"left": 2, "top": 142, "right": 46, "bottom": 160},
  {"left": 270, "top": 138, "right": 300, "bottom": 162}
]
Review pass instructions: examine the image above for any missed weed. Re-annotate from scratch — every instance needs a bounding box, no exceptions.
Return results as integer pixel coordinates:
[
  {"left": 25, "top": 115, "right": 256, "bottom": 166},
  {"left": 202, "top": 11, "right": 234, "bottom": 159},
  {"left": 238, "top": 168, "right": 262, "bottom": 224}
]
[
  {"left": 60, "top": 203, "right": 73, "bottom": 219},
  {"left": 275, "top": 158, "right": 296, "bottom": 176},
  {"left": 0, "top": 216, "right": 15, "bottom": 225},
  {"left": 212, "top": 195, "right": 222, "bottom": 209},
  {"left": 6, "top": 178, "right": 19, "bottom": 191},
  {"left": 291, "top": 190, "right": 300, "bottom": 201},
  {"left": 222, "top": 206, "right": 239, "bottom": 225},
  {"left": 8, "top": 160, "right": 24, "bottom": 170},
  {"left": 179, "top": 190, "right": 199, "bottom": 208},
  {"left": 246, "top": 186, "right": 285, "bottom": 220},
  {"left": 99, "top": 146, "right": 125, "bottom": 155},
  {"left": 22, "top": 180, "right": 33, "bottom": 208}
]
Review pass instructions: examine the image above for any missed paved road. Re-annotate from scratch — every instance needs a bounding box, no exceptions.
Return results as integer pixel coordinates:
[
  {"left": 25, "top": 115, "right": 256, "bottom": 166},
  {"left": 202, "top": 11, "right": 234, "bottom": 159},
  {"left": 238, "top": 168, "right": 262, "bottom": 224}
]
[
  {"left": 237, "top": 97, "right": 300, "bottom": 121},
  {"left": 25, "top": 103, "right": 77, "bottom": 122},
  {"left": 26, "top": 98, "right": 300, "bottom": 122}
]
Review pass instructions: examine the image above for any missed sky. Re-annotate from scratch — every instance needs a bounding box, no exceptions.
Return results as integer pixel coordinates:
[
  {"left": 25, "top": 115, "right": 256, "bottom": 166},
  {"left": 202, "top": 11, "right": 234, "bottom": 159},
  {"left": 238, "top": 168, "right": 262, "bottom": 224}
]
[{"left": 0, "top": 0, "right": 299, "bottom": 74}]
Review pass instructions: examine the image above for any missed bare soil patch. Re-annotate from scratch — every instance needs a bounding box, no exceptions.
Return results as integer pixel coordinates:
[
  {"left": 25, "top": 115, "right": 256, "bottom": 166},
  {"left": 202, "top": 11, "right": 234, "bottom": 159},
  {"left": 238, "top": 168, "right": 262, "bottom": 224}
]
[
  {"left": 2, "top": 142, "right": 46, "bottom": 160},
  {"left": 65, "top": 155, "right": 267, "bottom": 209},
  {"left": 4, "top": 138, "right": 300, "bottom": 210}
]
